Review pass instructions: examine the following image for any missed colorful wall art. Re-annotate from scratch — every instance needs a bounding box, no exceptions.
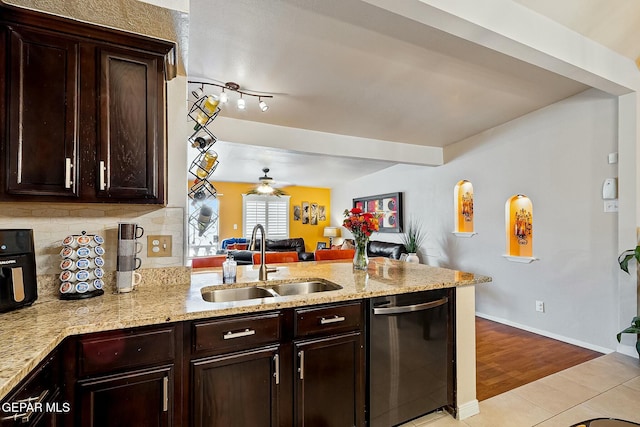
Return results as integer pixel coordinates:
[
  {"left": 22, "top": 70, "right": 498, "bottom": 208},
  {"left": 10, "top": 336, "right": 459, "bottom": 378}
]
[
  {"left": 505, "top": 194, "right": 533, "bottom": 258},
  {"left": 353, "top": 192, "right": 403, "bottom": 233},
  {"left": 454, "top": 180, "right": 475, "bottom": 234}
]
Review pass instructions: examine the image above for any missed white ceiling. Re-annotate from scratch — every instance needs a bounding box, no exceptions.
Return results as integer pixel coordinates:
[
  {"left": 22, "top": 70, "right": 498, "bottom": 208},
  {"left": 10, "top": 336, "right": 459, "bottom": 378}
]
[{"left": 186, "top": 0, "right": 636, "bottom": 186}]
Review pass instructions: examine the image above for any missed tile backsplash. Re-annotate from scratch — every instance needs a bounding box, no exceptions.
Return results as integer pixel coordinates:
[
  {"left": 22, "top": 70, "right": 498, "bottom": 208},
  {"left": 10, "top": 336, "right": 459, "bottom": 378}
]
[{"left": 0, "top": 203, "right": 185, "bottom": 274}]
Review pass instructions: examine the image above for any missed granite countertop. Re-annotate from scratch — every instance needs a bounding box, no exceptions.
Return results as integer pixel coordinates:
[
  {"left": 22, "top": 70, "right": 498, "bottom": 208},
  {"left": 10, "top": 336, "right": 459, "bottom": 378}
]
[{"left": 0, "top": 258, "right": 491, "bottom": 400}]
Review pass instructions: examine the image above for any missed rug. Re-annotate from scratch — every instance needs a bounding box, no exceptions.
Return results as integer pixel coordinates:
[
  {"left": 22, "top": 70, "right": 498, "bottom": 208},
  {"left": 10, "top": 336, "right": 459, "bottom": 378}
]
[{"left": 571, "top": 419, "right": 640, "bottom": 427}]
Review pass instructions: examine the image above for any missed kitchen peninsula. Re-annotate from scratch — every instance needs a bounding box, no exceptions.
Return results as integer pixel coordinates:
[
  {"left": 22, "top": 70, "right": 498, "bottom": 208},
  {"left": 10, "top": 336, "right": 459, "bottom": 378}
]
[{"left": 0, "top": 258, "right": 490, "bottom": 425}]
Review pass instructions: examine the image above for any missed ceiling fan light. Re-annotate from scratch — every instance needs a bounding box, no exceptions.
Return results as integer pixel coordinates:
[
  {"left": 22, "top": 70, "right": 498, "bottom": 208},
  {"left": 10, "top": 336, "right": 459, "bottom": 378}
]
[
  {"left": 237, "top": 97, "right": 246, "bottom": 110},
  {"left": 259, "top": 99, "right": 269, "bottom": 112},
  {"left": 256, "top": 183, "right": 273, "bottom": 194}
]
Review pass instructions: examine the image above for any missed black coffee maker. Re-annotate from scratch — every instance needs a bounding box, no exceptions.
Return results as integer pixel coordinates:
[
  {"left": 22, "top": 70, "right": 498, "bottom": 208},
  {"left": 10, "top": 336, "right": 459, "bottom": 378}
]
[{"left": 0, "top": 229, "right": 37, "bottom": 312}]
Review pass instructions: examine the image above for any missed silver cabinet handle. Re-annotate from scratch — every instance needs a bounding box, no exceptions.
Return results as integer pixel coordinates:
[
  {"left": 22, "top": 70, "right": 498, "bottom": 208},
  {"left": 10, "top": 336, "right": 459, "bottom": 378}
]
[
  {"left": 373, "top": 297, "right": 448, "bottom": 315},
  {"left": 273, "top": 354, "right": 280, "bottom": 385},
  {"left": 0, "top": 389, "right": 49, "bottom": 422},
  {"left": 162, "top": 376, "right": 169, "bottom": 412},
  {"left": 65, "top": 158, "right": 73, "bottom": 188},
  {"left": 99, "top": 160, "right": 107, "bottom": 190},
  {"left": 320, "top": 315, "right": 345, "bottom": 325},
  {"left": 223, "top": 328, "right": 256, "bottom": 340},
  {"left": 298, "top": 350, "right": 304, "bottom": 380}
]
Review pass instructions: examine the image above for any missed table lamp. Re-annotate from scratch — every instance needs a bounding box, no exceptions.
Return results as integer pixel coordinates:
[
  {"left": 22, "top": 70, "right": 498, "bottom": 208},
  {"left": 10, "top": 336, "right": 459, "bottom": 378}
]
[{"left": 323, "top": 227, "right": 341, "bottom": 248}]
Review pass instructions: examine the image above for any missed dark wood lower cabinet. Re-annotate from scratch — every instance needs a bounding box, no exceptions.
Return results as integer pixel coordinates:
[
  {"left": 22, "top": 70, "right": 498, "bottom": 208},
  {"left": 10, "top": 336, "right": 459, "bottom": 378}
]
[
  {"left": 76, "top": 365, "right": 173, "bottom": 427},
  {"left": 2, "top": 301, "right": 370, "bottom": 427},
  {"left": 294, "top": 332, "right": 364, "bottom": 427},
  {"left": 0, "top": 349, "right": 62, "bottom": 427},
  {"left": 190, "top": 346, "right": 280, "bottom": 427}
]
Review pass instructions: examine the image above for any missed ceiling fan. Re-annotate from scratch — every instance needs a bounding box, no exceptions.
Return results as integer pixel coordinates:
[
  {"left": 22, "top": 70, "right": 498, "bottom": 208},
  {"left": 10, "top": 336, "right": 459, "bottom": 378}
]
[{"left": 247, "top": 167, "right": 288, "bottom": 196}]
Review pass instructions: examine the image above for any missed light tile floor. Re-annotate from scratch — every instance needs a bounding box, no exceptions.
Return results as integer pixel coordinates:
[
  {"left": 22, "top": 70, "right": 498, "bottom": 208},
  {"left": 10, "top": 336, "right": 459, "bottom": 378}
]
[{"left": 400, "top": 352, "right": 640, "bottom": 427}]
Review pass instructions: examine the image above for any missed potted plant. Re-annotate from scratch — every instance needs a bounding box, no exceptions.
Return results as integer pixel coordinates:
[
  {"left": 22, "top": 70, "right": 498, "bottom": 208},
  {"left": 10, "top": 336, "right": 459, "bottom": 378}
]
[
  {"left": 401, "top": 219, "right": 426, "bottom": 263},
  {"left": 616, "top": 245, "right": 640, "bottom": 356}
]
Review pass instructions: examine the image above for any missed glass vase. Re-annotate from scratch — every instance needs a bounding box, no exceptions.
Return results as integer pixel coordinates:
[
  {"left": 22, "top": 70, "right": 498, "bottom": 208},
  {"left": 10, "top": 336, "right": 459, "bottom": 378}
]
[{"left": 353, "top": 237, "right": 369, "bottom": 270}]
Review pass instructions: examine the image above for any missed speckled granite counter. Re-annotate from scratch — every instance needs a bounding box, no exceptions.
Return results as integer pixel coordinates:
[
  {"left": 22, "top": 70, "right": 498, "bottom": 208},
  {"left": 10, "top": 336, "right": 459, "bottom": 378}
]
[{"left": 0, "top": 258, "right": 491, "bottom": 401}]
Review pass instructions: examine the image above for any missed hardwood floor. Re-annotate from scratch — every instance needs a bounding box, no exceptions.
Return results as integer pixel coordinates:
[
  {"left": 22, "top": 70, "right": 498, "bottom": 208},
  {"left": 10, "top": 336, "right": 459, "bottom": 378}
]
[{"left": 475, "top": 317, "right": 603, "bottom": 401}]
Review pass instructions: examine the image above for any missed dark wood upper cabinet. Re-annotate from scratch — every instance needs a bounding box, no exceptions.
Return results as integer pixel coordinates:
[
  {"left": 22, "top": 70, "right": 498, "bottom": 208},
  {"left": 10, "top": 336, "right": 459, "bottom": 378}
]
[
  {"left": 6, "top": 26, "right": 79, "bottom": 198},
  {"left": 96, "top": 47, "right": 164, "bottom": 201},
  {"left": 0, "top": 5, "right": 173, "bottom": 204}
]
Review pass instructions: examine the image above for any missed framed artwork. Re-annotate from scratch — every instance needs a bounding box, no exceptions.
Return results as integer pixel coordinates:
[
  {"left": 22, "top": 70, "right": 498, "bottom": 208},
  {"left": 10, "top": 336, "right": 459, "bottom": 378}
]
[
  {"left": 311, "top": 203, "right": 318, "bottom": 225},
  {"left": 302, "top": 201, "right": 309, "bottom": 224},
  {"left": 353, "top": 192, "right": 403, "bottom": 233},
  {"left": 293, "top": 205, "right": 301, "bottom": 221},
  {"left": 318, "top": 205, "right": 326, "bottom": 221},
  {"left": 316, "top": 241, "right": 327, "bottom": 250}
]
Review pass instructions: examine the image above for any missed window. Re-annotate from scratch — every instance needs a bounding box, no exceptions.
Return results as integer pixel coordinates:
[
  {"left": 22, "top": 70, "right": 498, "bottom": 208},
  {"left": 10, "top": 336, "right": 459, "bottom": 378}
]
[
  {"left": 243, "top": 194, "right": 290, "bottom": 239},
  {"left": 187, "top": 198, "right": 220, "bottom": 258}
]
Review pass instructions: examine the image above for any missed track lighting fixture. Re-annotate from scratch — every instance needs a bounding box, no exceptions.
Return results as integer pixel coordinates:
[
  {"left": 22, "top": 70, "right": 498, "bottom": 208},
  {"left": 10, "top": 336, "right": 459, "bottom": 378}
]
[
  {"left": 259, "top": 97, "right": 269, "bottom": 112},
  {"left": 188, "top": 80, "right": 274, "bottom": 112},
  {"left": 191, "top": 85, "right": 204, "bottom": 100}
]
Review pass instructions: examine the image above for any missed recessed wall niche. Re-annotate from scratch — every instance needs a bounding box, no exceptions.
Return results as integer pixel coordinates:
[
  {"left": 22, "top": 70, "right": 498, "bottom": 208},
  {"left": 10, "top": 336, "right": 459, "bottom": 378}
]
[
  {"left": 504, "top": 194, "right": 537, "bottom": 263},
  {"left": 452, "top": 180, "right": 477, "bottom": 237}
]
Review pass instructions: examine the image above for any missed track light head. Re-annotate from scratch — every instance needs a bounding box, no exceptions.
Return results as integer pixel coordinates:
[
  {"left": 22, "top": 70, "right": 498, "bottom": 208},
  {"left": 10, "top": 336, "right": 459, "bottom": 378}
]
[
  {"left": 237, "top": 96, "right": 246, "bottom": 110},
  {"left": 259, "top": 98, "right": 269, "bottom": 112}
]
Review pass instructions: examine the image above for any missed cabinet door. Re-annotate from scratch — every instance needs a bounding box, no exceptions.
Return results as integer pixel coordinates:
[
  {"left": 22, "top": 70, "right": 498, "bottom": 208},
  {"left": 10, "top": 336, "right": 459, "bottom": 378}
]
[
  {"left": 294, "top": 332, "right": 364, "bottom": 427},
  {"left": 96, "top": 47, "right": 165, "bottom": 203},
  {"left": 76, "top": 365, "right": 173, "bottom": 427},
  {"left": 4, "top": 26, "right": 79, "bottom": 197},
  {"left": 0, "top": 349, "right": 63, "bottom": 427},
  {"left": 191, "top": 346, "right": 280, "bottom": 427}
]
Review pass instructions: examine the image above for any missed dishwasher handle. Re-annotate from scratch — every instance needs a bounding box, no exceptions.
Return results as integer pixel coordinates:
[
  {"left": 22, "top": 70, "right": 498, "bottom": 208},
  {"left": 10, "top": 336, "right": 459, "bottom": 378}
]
[{"left": 373, "top": 297, "right": 448, "bottom": 315}]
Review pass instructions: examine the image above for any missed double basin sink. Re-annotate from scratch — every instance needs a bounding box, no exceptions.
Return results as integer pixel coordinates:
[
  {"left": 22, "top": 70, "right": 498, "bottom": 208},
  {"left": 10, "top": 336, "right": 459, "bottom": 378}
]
[{"left": 201, "top": 279, "right": 343, "bottom": 303}]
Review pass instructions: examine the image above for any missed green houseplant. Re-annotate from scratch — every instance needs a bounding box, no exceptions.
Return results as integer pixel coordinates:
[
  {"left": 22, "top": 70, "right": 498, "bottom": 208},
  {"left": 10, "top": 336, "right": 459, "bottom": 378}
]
[
  {"left": 401, "top": 220, "right": 427, "bottom": 261},
  {"left": 616, "top": 245, "right": 640, "bottom": 356}
]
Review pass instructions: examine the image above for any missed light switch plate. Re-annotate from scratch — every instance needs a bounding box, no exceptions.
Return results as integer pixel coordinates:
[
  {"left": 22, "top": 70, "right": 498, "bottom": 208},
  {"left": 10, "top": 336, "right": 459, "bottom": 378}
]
[{"left": 147, "top": 235, "right": 172, "bottom": 257}]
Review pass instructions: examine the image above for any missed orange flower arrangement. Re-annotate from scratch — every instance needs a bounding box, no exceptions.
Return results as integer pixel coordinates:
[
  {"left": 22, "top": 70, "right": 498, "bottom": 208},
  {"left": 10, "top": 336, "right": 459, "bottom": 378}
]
[
  {"left": 343, "top": 207, "right": 380, "bottom": 240},
  {"left": 343, "top": 207, "right": 379, "bottom": 269}
]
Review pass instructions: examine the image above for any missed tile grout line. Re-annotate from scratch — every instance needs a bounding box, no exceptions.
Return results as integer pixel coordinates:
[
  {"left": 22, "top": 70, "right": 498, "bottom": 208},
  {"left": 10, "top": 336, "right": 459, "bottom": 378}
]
[{"left": 528, "top": 374, "right": 637, "bottom": 426}]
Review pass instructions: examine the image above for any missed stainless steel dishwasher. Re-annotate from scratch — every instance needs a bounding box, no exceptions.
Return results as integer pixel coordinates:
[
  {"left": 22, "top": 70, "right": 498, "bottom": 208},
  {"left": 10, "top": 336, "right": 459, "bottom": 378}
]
[{"left": 367, "top": 288, "right": 454, "bottom": 427}]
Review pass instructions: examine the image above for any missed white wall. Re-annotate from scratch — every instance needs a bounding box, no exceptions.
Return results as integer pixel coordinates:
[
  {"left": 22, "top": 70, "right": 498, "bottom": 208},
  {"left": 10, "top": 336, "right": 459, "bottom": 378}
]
[{"left": 332, "top": 89, "right": 620, "bottom": 352}]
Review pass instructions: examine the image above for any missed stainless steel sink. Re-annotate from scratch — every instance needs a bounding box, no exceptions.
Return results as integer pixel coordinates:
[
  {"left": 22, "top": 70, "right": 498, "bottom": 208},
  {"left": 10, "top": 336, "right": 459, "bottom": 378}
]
[
  {"left": 201, "top": 286, "right": 276, "bottom": 303},
  {"left": 201, "top": 279, "right": 343, "bottom": 303},
  {"left": 268, "top": 280, "right": 342, "bottom": 296}
]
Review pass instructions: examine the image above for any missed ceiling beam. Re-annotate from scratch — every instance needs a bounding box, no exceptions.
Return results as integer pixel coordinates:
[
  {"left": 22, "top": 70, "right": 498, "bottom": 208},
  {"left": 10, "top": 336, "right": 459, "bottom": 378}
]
[{"left": 212, "top": 116, "right": 444, "bottom": 166}]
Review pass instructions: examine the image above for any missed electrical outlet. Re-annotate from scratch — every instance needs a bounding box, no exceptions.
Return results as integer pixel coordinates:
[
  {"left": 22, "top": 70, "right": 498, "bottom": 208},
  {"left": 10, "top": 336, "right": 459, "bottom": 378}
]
[
  {"left": 535, "top": 300, "right": 545, "bottom": 313},
  {"left": 147, "top": 235, "right": 172, "bottom": 257}
]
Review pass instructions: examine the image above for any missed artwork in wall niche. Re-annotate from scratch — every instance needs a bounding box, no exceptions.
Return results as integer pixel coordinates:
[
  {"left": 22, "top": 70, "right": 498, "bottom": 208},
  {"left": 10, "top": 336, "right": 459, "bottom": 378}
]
[
  {"left": 311, "top": 203, "right": 318, "bottom": 225},
  {"left": 319, "top": 205, "right": 326, "bottom": 222},
  {"left": 302, "top": 201, "right": 310, "bottom": 224},
  {"left": 353, "top": 192, "right": 403, "bottom": 233},
  {"left": 293, "top": 205, "right": 301, "bottom": 221}
]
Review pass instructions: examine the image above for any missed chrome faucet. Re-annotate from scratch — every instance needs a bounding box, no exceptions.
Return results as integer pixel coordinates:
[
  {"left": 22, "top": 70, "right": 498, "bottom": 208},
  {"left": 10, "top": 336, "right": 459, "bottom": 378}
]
[{"left": 250, "top": 224, "right": 268, "bottom": 281}]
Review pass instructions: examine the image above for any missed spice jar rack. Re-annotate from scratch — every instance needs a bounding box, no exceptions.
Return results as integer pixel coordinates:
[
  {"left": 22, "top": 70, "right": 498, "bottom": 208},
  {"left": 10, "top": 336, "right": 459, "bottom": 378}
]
[{"left": 59, "top": 231, "right": 105, "bottom": 300}]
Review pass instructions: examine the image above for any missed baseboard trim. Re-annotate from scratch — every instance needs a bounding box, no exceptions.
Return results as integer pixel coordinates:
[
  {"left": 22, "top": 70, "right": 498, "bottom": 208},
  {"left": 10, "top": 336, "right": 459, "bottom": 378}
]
[
  {"left": 616, "top": 343, "right": 640, "bottom": 359},
  {"left": 475, "top": 312, "right": 614, "bottom": 355},
  {"left": 457, "top": 399, "right": 479, "bottom": 420}
]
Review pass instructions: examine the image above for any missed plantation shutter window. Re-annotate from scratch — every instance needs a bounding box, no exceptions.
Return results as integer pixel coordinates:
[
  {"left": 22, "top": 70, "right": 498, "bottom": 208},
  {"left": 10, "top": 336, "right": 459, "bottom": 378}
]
[{"left": 243, "top": 194, "right": 290, "bottom": 239}]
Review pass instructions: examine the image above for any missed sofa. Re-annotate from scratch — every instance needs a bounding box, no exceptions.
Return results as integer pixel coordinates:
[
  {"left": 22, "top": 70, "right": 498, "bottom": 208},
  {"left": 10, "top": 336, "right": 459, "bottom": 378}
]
[
  {"left": 367, "top": 240, "right": 408, "bottom": 260},
  {"left": 226, "top": 237, "right": 315, "bottom": 264},
  {"left": 335, "top": 239, "right": 408, "bottom": 260}
]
